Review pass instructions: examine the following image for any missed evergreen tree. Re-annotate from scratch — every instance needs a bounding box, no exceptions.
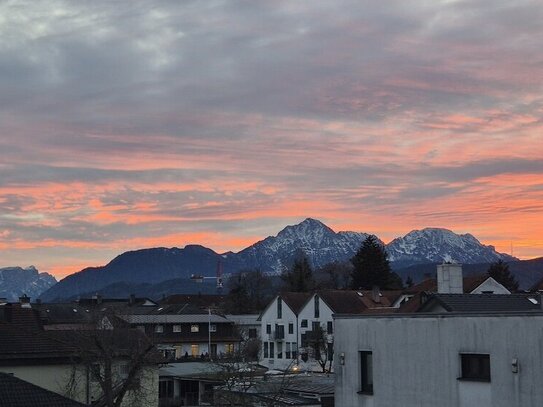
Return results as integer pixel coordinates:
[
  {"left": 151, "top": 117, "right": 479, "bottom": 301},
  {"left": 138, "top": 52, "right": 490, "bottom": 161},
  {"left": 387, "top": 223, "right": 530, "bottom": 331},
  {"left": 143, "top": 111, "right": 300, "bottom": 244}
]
[
  {"left": 487, "top": 259, "right": 519, "bottom": 292},
  {"left": 281, "top": 252, "right": 316, "bottom": 292},
  {"left": 350, "top": 235, "right": 401, "bottom": 290},
  {"left": 225, "top": 272, "right": 252, "bottom": 314}
]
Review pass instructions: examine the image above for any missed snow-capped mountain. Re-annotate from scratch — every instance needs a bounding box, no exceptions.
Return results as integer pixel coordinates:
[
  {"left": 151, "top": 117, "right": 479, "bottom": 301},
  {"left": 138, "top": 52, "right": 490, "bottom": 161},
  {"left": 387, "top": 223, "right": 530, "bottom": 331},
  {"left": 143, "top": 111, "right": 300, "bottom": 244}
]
[
  {"left": 0, "top": 266, "right": 57, "bottom": 301},
  {"left": 235, "top": 218, "right": 373, "bottom": 273},
  {"left": 386, "top": 228, "right": 516, "bottom": 267}
]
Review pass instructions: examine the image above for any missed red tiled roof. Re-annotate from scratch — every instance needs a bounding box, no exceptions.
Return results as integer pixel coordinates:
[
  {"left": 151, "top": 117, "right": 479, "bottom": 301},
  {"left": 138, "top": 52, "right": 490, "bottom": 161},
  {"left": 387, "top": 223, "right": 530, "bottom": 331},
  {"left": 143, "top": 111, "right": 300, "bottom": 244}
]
[{"left": 280, "top": 292, "right": 312, "bottom": 315}]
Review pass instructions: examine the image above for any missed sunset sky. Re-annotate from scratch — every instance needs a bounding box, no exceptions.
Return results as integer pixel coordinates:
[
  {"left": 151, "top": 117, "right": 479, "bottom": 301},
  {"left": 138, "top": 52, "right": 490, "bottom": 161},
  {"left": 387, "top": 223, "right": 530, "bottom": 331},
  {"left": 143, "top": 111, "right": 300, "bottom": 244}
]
[{"left": 1, "top": 0, "right": 542, "bottom": 278}]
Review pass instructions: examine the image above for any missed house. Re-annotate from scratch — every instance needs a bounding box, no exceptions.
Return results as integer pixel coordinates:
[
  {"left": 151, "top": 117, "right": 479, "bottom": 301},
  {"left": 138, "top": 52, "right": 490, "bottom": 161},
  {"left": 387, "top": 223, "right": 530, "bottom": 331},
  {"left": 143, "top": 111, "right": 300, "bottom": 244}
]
[
  {"left": 0, "top": 372, "right": 86, "bottom": 407},
  {"left": 225, "top": 314, "right": 260, "bottom": 341},
  {"left": 259, "top": 290, "right": 401, "bottom": 372},
  {"left": 0, "top": 298, "right": 160, "bottom": 407},
  {"left": 334, "top": 298, "right": 543, "bottom": 406}
]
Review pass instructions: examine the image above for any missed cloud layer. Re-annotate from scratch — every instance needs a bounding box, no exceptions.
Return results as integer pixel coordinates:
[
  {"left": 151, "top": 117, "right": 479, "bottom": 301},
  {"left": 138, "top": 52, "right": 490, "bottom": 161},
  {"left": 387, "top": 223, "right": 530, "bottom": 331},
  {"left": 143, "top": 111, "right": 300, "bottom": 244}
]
[{"left": 1, "top": 0, "right": 542, "bottom": 276}]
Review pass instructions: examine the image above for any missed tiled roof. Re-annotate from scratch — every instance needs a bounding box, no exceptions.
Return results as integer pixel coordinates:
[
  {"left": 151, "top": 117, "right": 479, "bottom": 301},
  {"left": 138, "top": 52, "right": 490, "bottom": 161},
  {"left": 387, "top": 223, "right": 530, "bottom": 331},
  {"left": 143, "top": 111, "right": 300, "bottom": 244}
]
[
  {"left": 161, "top": 294, "right": 226, "bottom": 307},
  {"left": 280, "top": 292, "right": 312, "bottom": 315},
  {"left": 419, "top": 293, "right": 540, "bottom": 313},
  {"left": 0, "top": 373, "right": 85, "bottom": 407},
  {"left": 122, "top": 313, "right": 230, "bottom": 324},
  {"left": 406, "top": 274, "right": 493, "bottom": 294},
  {"left": 317, "top": 290, "right": 400, "bottom": 314}
]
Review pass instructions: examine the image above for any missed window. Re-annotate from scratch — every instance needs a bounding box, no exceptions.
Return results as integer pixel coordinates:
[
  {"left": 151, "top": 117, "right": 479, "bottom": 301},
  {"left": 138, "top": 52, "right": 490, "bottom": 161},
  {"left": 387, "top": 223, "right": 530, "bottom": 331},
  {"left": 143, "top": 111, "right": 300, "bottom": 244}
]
[
  {"left": 264, "top": 342, "right": 269, "bottom": 358},
  {"left": 173, "top": 325, "right": 181, "bottom": 333},
  {"left": 286, "top": 342, "right": 291, "bottom": 359},
  {"left": 155, "top": 325, "right": 163, "bottom": 333},
  {"left": 277, "top": 342, "right": 283, "bottom": 359},
  {"left": 225, "top": 343, "right": 234, "bottom": 354},
  {"left": 248, "top": 328, "right": 257, "bottom": 338},
  {"left": 119, "top": 363, "right": 129, "bottom": 378},
  {"left": 191, "top": 344, "right": 199, "bottom": 357},
  {"left": 460, "top": 354, "right": 491, "bottom": 382},
  {"left": 209, "top": 324, "right": 217, "bottom": 332},
  {"left": 269, "top": 342, "right": 275, "bottom": 359},
  {"left": 159, "top": 380, "right": 174, "bottom": 398},
  {"left": 288, "top": 323, "right": 294, "bottom": 334},
  {"left": 301, "top": 333, "right": 307, "bottom": 347},
  {"left": 301, "top": 319, "right": 308, "bottom": 328},
  {"left": 312, "top": 321, "right": 320, "bottom": 332},
  {"left": 327, "top": 321, "right": 333, "bottom": 334},
  {"left": 277, "top": 297, "right": 282, "bottom": 319},
  {"left": 359, "top": 351, "right": 373, "bottom": 395},
  {"left": 191, "top": 324, "right": 199, "bottom": 333},
  {"left": 314, "top": 296, "right": 320, "bottom": 318},
  {"left": 328, "top": 342, "right": 334, "bottom": 361},
  {"left": 266, "top": 324, "right": 271, "bottom": 334},
  {"left": 275, "top": 324, "right": 285, "bottom": 339}
]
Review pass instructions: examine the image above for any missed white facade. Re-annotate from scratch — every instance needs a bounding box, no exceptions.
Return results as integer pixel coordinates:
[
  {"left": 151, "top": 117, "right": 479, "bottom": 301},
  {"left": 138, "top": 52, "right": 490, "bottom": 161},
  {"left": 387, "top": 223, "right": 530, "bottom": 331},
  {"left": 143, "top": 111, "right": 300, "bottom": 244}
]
[
  {"left": 259, "top": 295, "right": 300, "bottom": 371},
  {"left": 259, "top": 294, "right": 335, "bottom": 372},
  {"left": 470, "top": 277, "right": 511, "bottom": 294},
  {"left": 335, "top": 312, "right": 543, "bottom": 407}
]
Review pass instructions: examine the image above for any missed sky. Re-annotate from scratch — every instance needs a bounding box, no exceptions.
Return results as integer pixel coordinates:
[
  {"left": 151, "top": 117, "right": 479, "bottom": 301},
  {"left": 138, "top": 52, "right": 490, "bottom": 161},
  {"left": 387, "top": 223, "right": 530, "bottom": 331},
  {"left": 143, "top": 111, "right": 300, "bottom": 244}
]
[{"left": 1, "top": 0, "right": 542, "bottom": 278}]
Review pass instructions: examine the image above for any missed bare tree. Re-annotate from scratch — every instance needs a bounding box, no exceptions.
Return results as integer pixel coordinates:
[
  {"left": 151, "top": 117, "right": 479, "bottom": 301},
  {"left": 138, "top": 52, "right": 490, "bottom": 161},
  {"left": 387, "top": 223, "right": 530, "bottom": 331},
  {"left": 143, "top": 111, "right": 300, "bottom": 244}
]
[
  {"left": 307, "top": 324, "right": 333, "bottom": 373},
  {"left": 60, "top": 311, "right": 161, "bottom": 407}
]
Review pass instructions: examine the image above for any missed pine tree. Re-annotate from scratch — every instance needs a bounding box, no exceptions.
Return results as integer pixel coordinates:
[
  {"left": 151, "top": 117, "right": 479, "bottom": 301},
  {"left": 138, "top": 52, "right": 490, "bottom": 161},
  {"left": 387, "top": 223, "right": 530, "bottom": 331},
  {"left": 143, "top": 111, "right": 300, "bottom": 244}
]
[
  {"left": 281, "top": 252, "right": 316, "bottom": 292},
  {"left": 487, "top": 259, "right": 519, "bottom": 292},
  {"left": 350, "top": 235, "right": 402, "bottom": 290}
]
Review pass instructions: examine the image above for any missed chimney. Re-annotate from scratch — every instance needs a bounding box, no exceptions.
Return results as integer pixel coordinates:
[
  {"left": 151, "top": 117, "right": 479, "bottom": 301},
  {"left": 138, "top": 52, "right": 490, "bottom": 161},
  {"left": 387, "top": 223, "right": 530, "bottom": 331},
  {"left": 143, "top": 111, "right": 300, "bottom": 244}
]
[
  {"left": 436, "top": 263, "right": 463, "bottom": 294},
  {"left": 92, "top": 294, "right": 103, "bottom": 305},
  {"left": 19, "top": 294, "right": 31, "bottom": 308},
  {"left": 372, "top": 286, "right": 381, "bottom": 303},
  {"left": 129, "top": 294, "right": 136, "bottom": 305}
]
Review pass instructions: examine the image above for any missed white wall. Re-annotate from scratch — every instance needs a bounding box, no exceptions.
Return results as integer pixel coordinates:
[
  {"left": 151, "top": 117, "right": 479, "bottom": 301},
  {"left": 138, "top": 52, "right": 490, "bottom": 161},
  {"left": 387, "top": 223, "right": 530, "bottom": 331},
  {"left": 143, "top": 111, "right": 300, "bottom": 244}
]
[
  {"left": 335, "top": 313, "right": 543, "bottom": 407},
  {"left": 259, "top": 296, "right": 298, "bottom": 371},
  {"left": 470, "top": 278, "right": 511, "bottom": 294}
]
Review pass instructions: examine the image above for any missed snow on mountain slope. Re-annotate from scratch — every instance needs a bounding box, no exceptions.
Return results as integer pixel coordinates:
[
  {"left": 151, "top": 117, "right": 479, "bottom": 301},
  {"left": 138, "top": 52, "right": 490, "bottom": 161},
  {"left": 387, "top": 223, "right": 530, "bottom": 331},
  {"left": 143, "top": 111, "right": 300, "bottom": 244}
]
[
  {"left": 235, "top": 218, "right": 373, "bottom": 273},
  {"left": 386, "top": 228, "right": 516, "bottom": 267},
  {"left": 0, "top": 266, "right": 57, "bottom": 301}
]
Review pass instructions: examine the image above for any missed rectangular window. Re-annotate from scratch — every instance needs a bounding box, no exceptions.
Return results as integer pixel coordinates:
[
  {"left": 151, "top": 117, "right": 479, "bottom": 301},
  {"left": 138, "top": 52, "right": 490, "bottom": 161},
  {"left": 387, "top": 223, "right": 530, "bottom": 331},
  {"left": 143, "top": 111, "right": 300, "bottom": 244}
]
[
  {"left": 288, "top": 323, "right": 294, "bottom": 334},
  {"left": 155, "top": 325, "right": 163, "bottom": 333},
  {"left": 301, "top": 319, "right": 308, "bottom": 328},
  {"left": 359, "top": 351, "right": 373, "bottom": 395},
  {"left": 314, "top": 296, "right": 320, "bottom": 318},
  {"left": 277, "top": 297, "right": 282, "bottom": 319},
  {"left": 225, "top": 343, "right": 234, "bottom": 354},
  {"left": 210, "top": 324, "right": 217, "bottom": 332},
  {"left": 266, "top": 324, "right": 271, "bottom": 334},
  {"left": 119, "top": 363, "right": 129, "bottom": 378},
  {"left": 275, "top": 324, "right": 285, "bottom": 339},
  {"left": 249, "top": 328, "right": 257, "bottom": 338},
  {"left": 301, "top": 333, "right": 307, "bottom": 348},
  {"left": 286, "top": 342, "right": 291, "bottom": 359},
  {"left": 277, "top": 342, "right": 283, "bottom": 359},
  {"left": 312, "top": 321, "right": 320, "bottom": 332},
  {"left": 460, "top": 354, "right": 491, "bottom": 382},
  {"left": 328, "top": 342, "right": 334, "bottom": 361},
  {"left": 191, "top": 344, "right": 199, "bottom": 357},
  {"left": 264, "top": 342, "right": 269, "bottom": 358},
  {"left": 327, "top": 321, "right": 333, "bottom": 334},
  {"left": 269, "top": 342, "right": 275, "bottom": 359},
  {"left": 173, "top": 325, "right": 181, "bottom": 333},
  {"left": 191, "top": 324, "right": 200, "bottom": 333}
]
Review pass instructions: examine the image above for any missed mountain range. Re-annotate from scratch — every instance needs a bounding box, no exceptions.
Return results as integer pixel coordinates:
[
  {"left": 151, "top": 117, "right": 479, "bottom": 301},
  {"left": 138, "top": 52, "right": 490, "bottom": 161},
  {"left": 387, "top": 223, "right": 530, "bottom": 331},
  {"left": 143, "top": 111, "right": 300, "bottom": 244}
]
[
  {"left": 0, "top": 266, "right": 57, "bottom": 301},
  {"left": 33, "top": 218, "right": 524, "bottom": 301}
]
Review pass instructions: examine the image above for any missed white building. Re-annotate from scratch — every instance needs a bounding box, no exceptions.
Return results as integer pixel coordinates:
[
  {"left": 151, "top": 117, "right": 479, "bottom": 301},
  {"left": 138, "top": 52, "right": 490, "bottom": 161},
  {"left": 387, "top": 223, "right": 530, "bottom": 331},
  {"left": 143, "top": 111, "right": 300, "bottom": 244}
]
[{"left": 259, "top": 290, "right": 401, "bottom": 371}]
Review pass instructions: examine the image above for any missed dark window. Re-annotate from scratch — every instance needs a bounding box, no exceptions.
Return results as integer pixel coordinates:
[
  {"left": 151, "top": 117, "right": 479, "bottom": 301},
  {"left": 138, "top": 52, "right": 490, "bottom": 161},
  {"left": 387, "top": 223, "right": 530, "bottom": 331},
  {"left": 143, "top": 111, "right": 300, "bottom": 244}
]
[
  {"left": 314, "top": 295, "right": 320, "bottom": 318},
  {"left": 327, "top": 321, "right": 333, "bottom": 334},
  {"left": 277, "top": 342, "right": 283, "bottom": 359},
  {"left": 301, "top": 319, "right": 308, "bottom": 328},
  {"left": 312, "top": 321, "right": 320, "bottom": 331},
  {"left": 269, "top": 342, "right": 275, "bottom": 359},
  {"left": 301, "top": 333, "right": 307, "bottom": 347},
  {"left": 263, "top": 342, "right": 269, "bottom": 358},
  {"left": 288, "top": 323, "right": 294, "bottom": 334},
  {"left": 286, "top": 342, "right": 291, "bottom": 359},
  {"left": 460, "top": 354, "right": 491, "bottom": 382},
  {"left": 159, "top": 380, "right": 174, "bottom": 398},
  {"left": 359, "top": 351, "right": 373, "bottom": 394},
  {"left": 275, "top": 324, "right": 285, "bottom": 339},
  {"left": 248, "top": 328, "right": 257, "bottom": 338},
  {"left": 277, "top": 297, "right": 282, "bottom": 319},
  {"left": 266, "top": 324, "right": 271, "bottom": 334},
  {"left": 291, "top": 342, "right": 297, "bottom": 359},
  {"left": 328, "top": 342, "right": 334, "bottom": 361}
]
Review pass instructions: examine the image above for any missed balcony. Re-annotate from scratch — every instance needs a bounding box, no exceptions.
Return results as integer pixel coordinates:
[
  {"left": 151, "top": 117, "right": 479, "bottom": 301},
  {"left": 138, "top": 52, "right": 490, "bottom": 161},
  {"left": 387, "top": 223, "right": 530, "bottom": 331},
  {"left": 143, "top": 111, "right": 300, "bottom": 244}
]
[{"left": 272, "top": 330, "right": 284, "bottom": 341}]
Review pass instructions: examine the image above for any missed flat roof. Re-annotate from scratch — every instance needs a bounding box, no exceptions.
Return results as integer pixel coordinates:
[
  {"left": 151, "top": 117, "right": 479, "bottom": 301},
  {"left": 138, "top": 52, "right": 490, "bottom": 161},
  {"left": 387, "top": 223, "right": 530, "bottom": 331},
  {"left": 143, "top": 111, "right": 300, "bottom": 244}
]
[{"left": 334, "top": 310, "right": 543, "bottom": 319}]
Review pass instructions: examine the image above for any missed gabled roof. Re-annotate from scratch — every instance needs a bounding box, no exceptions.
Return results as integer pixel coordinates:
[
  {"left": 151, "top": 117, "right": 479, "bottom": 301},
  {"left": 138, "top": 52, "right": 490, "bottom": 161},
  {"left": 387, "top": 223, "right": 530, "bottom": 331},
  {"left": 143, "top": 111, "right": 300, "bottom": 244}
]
[
  {"left": 0, "top": 372, "right": 85, "bottom": 407},
  {"left": 405, "top": 274, "right": 504, "bottom": 295},
  {"left": 280, "top": 292, "right": 313, "bottom": 315},
  {"left": 315, "top": 290, "right": 400, "bottom": 314},
  {"left": 418, "top": 293, "right": 540, "bottom": 313}
]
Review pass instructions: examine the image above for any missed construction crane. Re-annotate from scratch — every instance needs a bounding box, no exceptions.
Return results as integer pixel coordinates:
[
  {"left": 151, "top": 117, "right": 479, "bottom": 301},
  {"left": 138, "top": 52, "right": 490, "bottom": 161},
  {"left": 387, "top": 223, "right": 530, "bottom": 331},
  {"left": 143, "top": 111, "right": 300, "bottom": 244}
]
[{"left": 189, "top": 260, "right": 224, "bottom": 292}]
